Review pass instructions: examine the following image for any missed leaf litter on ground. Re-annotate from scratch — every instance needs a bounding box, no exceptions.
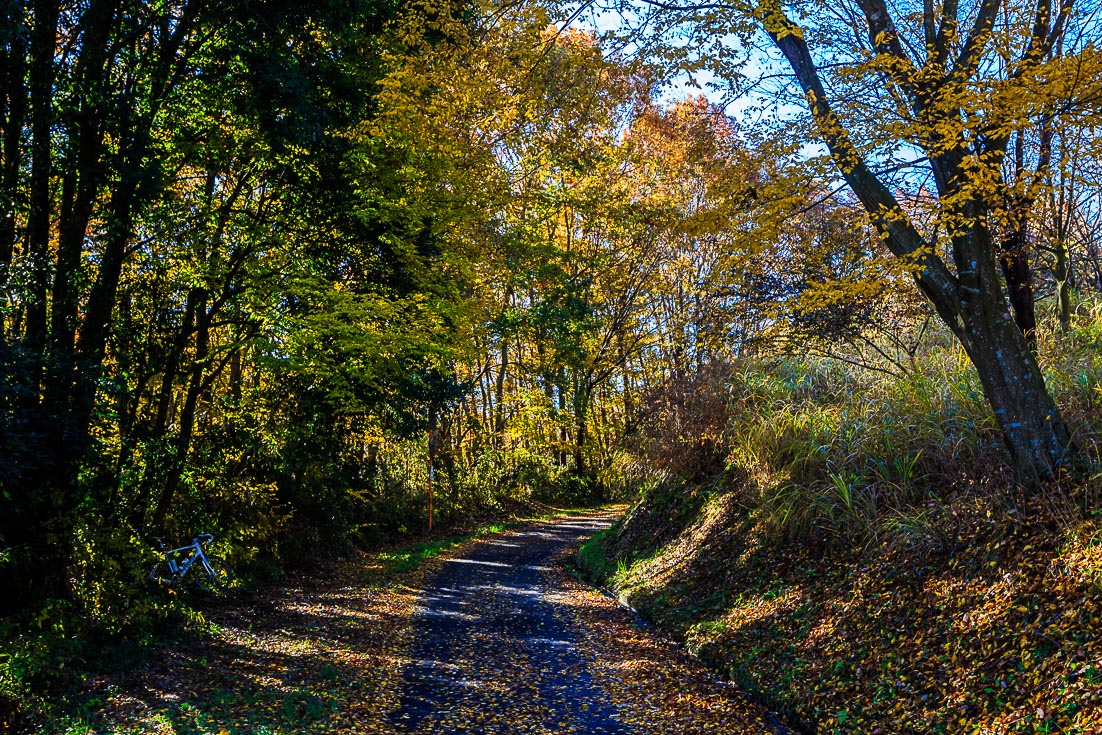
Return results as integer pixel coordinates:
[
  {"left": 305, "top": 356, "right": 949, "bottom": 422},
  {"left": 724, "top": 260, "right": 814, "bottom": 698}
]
[{"left": 54, "top": 509, "right": 789, "bottom": 734}]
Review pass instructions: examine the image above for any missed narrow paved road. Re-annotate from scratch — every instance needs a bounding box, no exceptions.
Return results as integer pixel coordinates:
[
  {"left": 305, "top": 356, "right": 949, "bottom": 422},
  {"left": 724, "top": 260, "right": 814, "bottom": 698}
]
[
  {"left": 79, "top": 510, "right": 788, "bottom": 734},
  {"left": 390, "top": 511, "right": 789, "bottom": 734}
]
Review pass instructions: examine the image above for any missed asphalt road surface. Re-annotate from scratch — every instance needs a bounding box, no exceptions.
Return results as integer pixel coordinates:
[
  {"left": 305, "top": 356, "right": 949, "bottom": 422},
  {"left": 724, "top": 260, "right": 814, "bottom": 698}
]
[{"left": 390, "top": 511, "right": 790, "bottom": 735}]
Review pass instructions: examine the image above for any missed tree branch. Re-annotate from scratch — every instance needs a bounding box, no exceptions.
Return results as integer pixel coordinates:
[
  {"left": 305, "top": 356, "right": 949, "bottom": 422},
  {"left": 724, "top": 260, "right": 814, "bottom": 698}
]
[
  {"left": 934, "top": 0, "right": 959, "bottom": 67},
  {"left": 951, "top": 0, "right": 1001, "bottom": 82},
  {"left": 855, "top": 0, "right": 919, "bottom": 102},
  {"left": 758, "top": 0, "right": 965, "bottom": 337}
]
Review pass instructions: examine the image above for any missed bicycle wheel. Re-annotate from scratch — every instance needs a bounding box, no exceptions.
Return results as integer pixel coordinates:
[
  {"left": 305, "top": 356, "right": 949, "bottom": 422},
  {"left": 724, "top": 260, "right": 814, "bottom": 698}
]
[
  {"left": 195, "top": 556, "right": 232, "bottom": 593},
  {"left": 147, "top": 562, "right": 176, "bottom": 586}
]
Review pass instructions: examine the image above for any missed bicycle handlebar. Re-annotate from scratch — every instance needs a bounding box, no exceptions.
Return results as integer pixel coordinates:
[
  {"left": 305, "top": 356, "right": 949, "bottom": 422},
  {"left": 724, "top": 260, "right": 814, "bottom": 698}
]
[{"left": 196, "top": 533, "right": 214, "bottom": 544}]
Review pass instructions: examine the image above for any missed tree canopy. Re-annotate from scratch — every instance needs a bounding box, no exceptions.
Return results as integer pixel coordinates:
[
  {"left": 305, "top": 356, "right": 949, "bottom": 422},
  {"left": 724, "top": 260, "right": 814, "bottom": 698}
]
[{"left": 3, "top": 0, "right": 1102, "bottom": 658}]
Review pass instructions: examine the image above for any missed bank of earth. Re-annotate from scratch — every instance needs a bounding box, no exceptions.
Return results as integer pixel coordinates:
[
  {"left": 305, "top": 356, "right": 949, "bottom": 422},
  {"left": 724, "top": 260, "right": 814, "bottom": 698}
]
[{"left": 578, "top": 483, "right": 1102, "bottom": 734}]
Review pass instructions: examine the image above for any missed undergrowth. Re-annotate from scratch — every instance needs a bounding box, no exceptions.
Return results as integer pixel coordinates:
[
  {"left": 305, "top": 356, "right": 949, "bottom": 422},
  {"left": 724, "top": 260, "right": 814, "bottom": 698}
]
[
  {"left": 581, "top": 297, "right": 1102, "bottom": 734},
  {"left": 632, "top": 298, "right": 1102, "bottom": 550},
  {"left": 1, "top": 505, "right": 581, "bottom": 732}
]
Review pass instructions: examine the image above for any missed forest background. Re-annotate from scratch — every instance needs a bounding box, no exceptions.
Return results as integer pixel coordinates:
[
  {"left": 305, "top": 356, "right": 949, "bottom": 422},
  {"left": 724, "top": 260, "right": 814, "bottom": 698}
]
[{"left": 3, "top": 0, "right": 1102, "bottom": 730}]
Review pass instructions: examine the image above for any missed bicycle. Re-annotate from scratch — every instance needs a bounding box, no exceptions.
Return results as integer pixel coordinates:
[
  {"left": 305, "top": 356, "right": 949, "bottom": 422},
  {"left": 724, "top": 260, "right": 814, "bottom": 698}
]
[{"left": 147, "top": 533, "right": 232, "bottom": 592}]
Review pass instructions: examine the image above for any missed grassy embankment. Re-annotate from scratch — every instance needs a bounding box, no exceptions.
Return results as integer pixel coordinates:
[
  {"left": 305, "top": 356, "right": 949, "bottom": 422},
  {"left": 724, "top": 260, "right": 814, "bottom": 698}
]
[{"left": 579, "top": 304, "right": 1102, "bottom": 734}]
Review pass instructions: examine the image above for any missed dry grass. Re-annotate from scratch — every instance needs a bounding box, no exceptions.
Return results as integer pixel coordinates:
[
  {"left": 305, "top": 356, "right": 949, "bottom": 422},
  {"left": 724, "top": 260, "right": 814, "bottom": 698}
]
[{"left": 582, "top": 295, "right": 1102, "bottom": 734}]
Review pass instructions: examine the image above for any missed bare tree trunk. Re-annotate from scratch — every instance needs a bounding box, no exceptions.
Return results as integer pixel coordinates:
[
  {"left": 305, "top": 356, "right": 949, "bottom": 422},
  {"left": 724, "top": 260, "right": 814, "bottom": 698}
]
[
  {"left": 1054, "top": 238, "right": 1072, "bottom": 334},
  {"left": 572, "top": 375, "right": 591, "bottom": 484},
  {"left": 22, "top": 0, "right": 59, "bottom": 364},
  {"left": 1051, "top": 178, "right": 1074, "bottom": 334},
  {"left": 556, "top": 369, "right": 568, "bottom": 467},
  {"left": 49, "top": 0, "right": 116, "bottom": 378},
  {"left": 999, "top": 225, "right": 1037, "bottom": 350},
  {"left": 998, "top": 131, "right": 1039, "bottom": 349},
  {"left": 954, "top": 223, "right": 1070, "bottom": 484},
  {"left": 131, "top": 289, "right": 198, "bottom": 528}
]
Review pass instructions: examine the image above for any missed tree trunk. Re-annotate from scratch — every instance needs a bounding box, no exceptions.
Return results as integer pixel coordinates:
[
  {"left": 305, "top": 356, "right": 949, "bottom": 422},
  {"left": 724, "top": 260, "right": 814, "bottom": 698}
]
[
  {"left": 23, "top": 0, "right": 59, "bottom": 362},
  {"left": 998, "top": 131, "right": 1039, "bottom": 349},
  {"left": 959, "top": 311, "right": 1070, "bottom": 484},
  {"left": 494, "top": 338, "right": 507, "bottom": 445},
  {"left": 618, "top": 331, "right": 634, "bottom": 432},
  {"left": 999, "top": 223, "right": 1037, "bottom": 350},
  {"left": 0, "top": 1, "right": 27, "bottom": 277},
  {"left": 765, "top": 17, "right": 1074, "bottom": 487},
  {"left": 131, "top": 289, "right": 198, "bottom": 528},
  {"left": 1054, "top": 237, "right": 1072, "bottom": 334},
  {"left": 572, "top": 376, "right": 590, "bottom": 483},
  {"left": 556, "top": 370, "right": 568, "bottom": 467},
  {"left": 49, "top": 0, "right": 115, "bottom": 376},
  {"left": 152, "top": 291, "right": 210, "bottom": 530},
  {"left": 229, "top": 308, "right": 244, "bottom": 403}
]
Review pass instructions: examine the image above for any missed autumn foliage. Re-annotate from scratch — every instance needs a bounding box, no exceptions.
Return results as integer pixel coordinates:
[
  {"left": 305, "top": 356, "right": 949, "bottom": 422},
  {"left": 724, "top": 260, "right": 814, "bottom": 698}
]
[{"left": 2, "top": 0, "right": 1102, "bottom": 731}]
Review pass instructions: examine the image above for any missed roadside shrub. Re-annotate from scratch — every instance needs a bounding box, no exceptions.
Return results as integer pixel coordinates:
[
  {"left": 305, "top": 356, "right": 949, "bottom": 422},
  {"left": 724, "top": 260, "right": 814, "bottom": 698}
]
[{"left": 633, "top": 360, "right": 741, "bottom": 483}]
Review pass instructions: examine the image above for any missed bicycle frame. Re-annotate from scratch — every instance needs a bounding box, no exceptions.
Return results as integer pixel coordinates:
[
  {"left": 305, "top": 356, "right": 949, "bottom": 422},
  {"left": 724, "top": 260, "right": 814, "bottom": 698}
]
[
  {"left": 160, "top": 534, "right": 214, "bottom": 579},
  {"left": 149, "top": 533, "right": 229, "bottom": 591}
]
